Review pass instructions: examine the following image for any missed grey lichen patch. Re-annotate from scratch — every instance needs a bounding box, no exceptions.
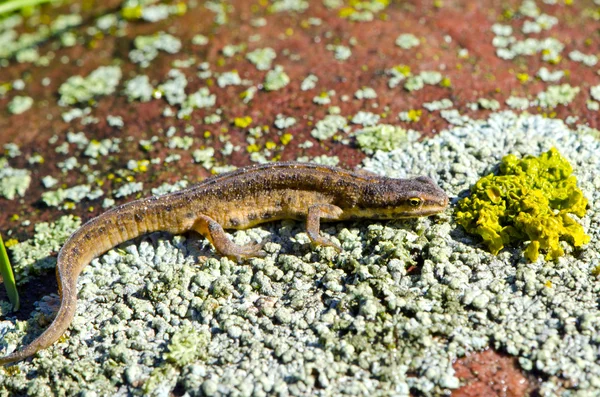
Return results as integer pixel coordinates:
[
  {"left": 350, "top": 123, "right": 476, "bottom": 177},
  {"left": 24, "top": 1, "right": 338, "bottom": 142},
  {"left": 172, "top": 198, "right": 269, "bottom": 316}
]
[
  {"left": 568, "top": 50, "right": 598, "bottom": 67},
  {"left": 0, "top": 12, "right": 81, "bottom": 60},
  {"left": 534, "top": 84, "right": 580, "bottom": 108},
  {"left": 274, "top": 114, "right": 296, "bottom": 129},
  {"left": 129, "top": 32, "right": 182, "bottom": 68},
  {"left": 423, "top": 98, "right": 453, "bottom": 111},
  {"left": 246, "top": 47, "right": 276, "bottom": 70},
  {"left": 310, "top": 114, "right": 348, "bottom": 140},
  {"left": 7, "top": 95, "right": 33, "bottom": 114},
  {"left": 151, "top": 180, "right": 189, "bottom": 196},
  {"left": 477, "top": 98, "right": 501, "bottom": 111},
  {"left": 7, "top": 215, "right": 81, "bottom": 284},
  {"left": 164, "top": 326, "right": 211, "bottom": 366},
  {"left": 269, "top": 0, "right": 309, "bottom": 13},
  {"left": 495, "top": 36, "right": 564, "bottom": 63},
  {"left": 0, "top": 158, "right": 31, "bottom": 199},
  {"left": 4, "top": 143, "right": 21, "bottom": 158},
  {"left": 395, "top": 33, "right": 420, "bottom": 49},
  {"left": 107, "top": 115, "right": 124, "bottom": 129},
  {"left": 124, "top": 75, "right": 154, "bottom": 102},
  {"left": 181, "top": 87, "right": 216, "bottom": 115},
  {"left": 58, "top": 66, "right": 122, "bottom": 106},
  {"left": 42, "top": 184, "right": 103, "bottom": 208},
  {"left": 217, "top": 70, "right": 242, "bottom": 88},
  {"left": 537, "top": 66, "right": 564, "bottom": 82},
  {"left": 84, "top": 138, "right": 120, "bottom": 158},
  {"left": 354, "top": 86, "right": 377, "bottom": 99},
  {"left": 158, "top": 69, "right": 188, "bottom": 106},
  {"left": 326, "top": 44, "right": 352, "bottom": 61},
  {"left": 300, "top": 74, "right": 318, "bottom": 91},
  {"left": 168, "top": 136, "right": 194, "bottom": 150},
  {"left": 440, "top": 109, "right": 473, "bottom": 126},
  {"left": 355, "top": 124, "right": 419, "bottom": 155},
  {"left": 506, "top": 96, "right": 530, "bottom": 110},
  {"left": 221, "top": 43, "right": 246, "bottom": 58},
  {"left": 590, "top": 85, "right": 600, "bottom": 102},
  {"left": 351, "top": 111, "right": 380, "bottom": 126},
  {"left": 114, "top": 182, "right": 143, "bottom": 198},
  {"left": 387, "top": 66, "right": 444, "bottom": 92},
  {"left": 296, "top": 154, "right": 339, "bottom": 166},
  {"left": 263, "top": 65, "right": 290, "bottom": 91},
  {"left": 192, "top": 34, "right": 209, "bottom": 45},
  {"left": 192, "top": 148, "right": 215, "bottom": 169}
]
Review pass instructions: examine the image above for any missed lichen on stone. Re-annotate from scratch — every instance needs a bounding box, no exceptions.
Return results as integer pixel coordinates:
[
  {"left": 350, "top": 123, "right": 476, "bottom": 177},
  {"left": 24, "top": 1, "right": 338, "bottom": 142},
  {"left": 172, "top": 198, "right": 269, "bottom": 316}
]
[
  {"left": 8, "top": 215, "right": 81, "bottom": 284},
  {"left": 58, "top": 65, "right": 122, "bottom": 106},
  {"left": 246, "top": 47, "right": 277, "bottom": 70},
  {"left": 535, "top": 83, "right": 580, "bottom": 108},
  {"left": 310, "top": 114, "right": 348, "bottom": 140},
  {"left": 0, "top": 158, "right": 31, "bottom": 200},
  {"left": 42, "top": 184, "right": 104, "bottom": 208},
  {"left": 351, "top": 111, "right": 380, "bottom": 126},
  {"left": 326, "top": 44, "right": 352, "bottom": 61},
  {"left": 129, "top": 32, "right": 182, "bottom": 68},
  {"left": 158, "top": 69, "right": 188, "bottom": 106},
  {"left": 355, "top": 124, "right": 419, "bottom": 154},
  {"left": 263, "top": 65, "right": 290, "bottom": 91},
  {"left": 84, "top": 138, "right": 120, "bottom": 158},
  {"left": 7, "top": 95, "right": 33, "bottom": 114},
  {"left": 114, "top": 181, "right": 143, "bottom": 198},
  {"left": 217, "top": 70, "right": 242, "bottom": 87},
  {"left": 163, "top": 326, "right": 211, "bottom": 366},
  {"left": 300, "top": 74, "right": 318, "bottom": 91},
  {"left": 455, "top": 148, "right": 589, "bottom": 261},
  {"left": 123, "top": 75, "right": 154, "bottom": 102},
  {"left": 395, "top": 33, "right": 420, "bottom": 49},
  {"left": 269, "top": 0, "right": 309, "bottom": 13}
]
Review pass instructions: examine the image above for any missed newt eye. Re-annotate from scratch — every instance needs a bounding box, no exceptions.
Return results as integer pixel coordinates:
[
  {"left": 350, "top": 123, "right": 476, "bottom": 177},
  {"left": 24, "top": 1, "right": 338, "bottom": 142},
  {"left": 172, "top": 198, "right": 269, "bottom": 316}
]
[{"left": 408, "top": 198, "right": 421, "bottom": 207}]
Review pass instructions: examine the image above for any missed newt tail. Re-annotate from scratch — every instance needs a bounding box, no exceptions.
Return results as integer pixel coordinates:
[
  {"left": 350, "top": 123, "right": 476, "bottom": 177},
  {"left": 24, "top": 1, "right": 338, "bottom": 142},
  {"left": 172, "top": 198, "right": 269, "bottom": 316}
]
[
  {"left": 0, "top": 162, "right": 448, "bottom": 365},
  {"left": 0, "top": 201, "right": 174, "bottom": 365}
]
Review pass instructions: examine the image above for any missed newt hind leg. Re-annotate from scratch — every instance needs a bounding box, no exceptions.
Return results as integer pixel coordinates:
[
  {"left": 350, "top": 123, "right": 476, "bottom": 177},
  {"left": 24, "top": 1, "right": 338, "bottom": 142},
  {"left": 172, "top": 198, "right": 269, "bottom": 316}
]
[
  {"left": 306, "top": 204, "right": 344, "bottom": 252},
  {"left": 192, "top": 214, "right": 266, "bottom": 261}
]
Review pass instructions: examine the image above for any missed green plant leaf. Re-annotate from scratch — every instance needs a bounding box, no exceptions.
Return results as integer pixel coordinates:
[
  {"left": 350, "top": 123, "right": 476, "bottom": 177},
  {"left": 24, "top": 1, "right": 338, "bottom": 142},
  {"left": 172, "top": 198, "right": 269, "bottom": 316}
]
[
  {"left": 0, "top": 233, "right": 19, "bottom": 311},
  {"left": 0, "top": 0, "right": 58, "bottom": 17}
]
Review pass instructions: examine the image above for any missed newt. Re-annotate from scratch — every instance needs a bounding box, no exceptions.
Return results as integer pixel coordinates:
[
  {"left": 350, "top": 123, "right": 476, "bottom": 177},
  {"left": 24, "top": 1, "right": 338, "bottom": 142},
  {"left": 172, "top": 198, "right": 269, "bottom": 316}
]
[{"left": 0, "top": 161, "right": 448, "bottom": 365}]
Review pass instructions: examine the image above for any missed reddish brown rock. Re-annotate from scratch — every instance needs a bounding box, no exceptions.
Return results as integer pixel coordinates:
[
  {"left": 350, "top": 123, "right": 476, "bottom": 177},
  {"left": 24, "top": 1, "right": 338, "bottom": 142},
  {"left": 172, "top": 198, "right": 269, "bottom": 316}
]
[{"left": 453, "top": 349, "right": 534, "bottom": 397}]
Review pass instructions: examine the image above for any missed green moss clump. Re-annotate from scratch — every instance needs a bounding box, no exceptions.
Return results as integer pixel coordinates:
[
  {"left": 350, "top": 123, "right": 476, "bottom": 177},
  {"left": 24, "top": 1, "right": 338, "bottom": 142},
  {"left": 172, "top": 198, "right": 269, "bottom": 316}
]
[{"left": 455, "top": 148, "right": 589, "bottom": 262}]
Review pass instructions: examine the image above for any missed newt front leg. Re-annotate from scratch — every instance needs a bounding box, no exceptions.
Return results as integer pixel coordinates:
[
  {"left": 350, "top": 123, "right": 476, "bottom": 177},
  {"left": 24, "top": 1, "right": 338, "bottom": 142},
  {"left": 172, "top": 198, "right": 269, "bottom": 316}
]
[{"left": 306, "top": 204, "right": 344, "bottom": 251}]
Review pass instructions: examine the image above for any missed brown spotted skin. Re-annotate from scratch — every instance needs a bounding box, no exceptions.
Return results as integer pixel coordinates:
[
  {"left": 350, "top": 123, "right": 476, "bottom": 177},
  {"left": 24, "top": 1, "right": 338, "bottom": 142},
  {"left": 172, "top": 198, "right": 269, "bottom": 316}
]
[{"left": 0, "top": 162, "right": 448, "bottom": 365}]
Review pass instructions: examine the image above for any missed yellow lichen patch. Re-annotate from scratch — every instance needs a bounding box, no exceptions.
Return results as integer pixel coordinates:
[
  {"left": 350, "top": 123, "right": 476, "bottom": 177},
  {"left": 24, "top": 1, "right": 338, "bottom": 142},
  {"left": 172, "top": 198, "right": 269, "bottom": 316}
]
[
  {"left": 246, "top": 144, "right": 260, "bottom": 153},
  {"left": 393, "top": 64, "right": 411, "bottom": 76},
  {"left": 121, "top": 5, "right": 142, "bottom": 20},
  {"left": 234, "top": 116, "right": 253, "bottom": 128},
  {"left": 280, "top": 133, "right": 293, "bottom": 145},
  {"left": 338, "top": 7, "right": 356, "bottom": 18},
  {"left": 516, "top": 73, "right": 530, "bottom": 83},
  {"left": 406, "top": 109, "right": 422, "bottom": 122},
  {"left": 455, "top": 148, "right": 590, "bottom": 262},
  {"left": 4, "top": 239, "right": 18, "bottom": 248}
]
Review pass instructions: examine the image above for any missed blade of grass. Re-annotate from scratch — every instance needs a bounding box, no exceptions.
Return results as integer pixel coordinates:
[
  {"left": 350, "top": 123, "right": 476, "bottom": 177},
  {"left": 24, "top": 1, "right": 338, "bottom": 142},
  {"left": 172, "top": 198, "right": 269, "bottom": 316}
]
[
  {"left": 0, "top": 233, "right": 19, "bottom": 311},
  {"left": 0, "top": 0, "right": 58, "bottom": 17}
]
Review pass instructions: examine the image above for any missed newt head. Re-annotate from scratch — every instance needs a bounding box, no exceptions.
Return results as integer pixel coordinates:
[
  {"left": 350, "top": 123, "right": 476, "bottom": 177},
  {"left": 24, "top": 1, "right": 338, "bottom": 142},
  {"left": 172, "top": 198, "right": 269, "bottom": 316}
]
[{"left": 352, "top": 176, "right": 449, "bottom": 218}]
